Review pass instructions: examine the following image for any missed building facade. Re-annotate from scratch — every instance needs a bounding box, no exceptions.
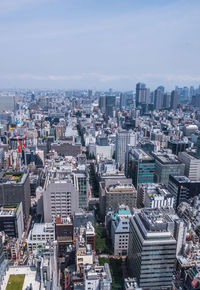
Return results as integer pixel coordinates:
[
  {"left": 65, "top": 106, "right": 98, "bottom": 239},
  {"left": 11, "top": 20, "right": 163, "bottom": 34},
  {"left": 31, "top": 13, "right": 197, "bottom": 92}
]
[{"left": 128, "top": 208, "right": 177, "bottom": 289}]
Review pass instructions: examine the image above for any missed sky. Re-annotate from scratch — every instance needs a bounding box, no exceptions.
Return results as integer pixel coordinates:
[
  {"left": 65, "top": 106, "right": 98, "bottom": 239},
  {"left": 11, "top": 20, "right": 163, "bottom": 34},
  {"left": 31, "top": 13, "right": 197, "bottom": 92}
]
[{"left": 0, "top": 0, "right": 200, "bottom": 91}]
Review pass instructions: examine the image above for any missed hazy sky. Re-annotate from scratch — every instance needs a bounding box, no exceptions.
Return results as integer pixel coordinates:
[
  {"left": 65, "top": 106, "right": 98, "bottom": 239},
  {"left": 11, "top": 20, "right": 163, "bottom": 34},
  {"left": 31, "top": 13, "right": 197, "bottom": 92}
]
[{"left": 0, "top": 0, "right": 200, "bottom": 90}]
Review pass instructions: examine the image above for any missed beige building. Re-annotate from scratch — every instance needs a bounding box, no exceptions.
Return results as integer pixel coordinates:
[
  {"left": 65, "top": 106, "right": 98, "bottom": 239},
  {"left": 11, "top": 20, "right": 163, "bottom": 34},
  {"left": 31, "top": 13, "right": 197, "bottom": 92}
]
[{"left": 99, "top": 178, "right": 137, "bottom": 216}]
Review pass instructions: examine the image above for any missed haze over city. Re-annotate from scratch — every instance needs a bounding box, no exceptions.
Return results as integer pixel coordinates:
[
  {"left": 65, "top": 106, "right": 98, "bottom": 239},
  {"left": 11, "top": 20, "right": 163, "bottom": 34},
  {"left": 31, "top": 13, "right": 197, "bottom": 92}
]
[{"left": 0, "top": 0, "right": 200, "bottom": 90}]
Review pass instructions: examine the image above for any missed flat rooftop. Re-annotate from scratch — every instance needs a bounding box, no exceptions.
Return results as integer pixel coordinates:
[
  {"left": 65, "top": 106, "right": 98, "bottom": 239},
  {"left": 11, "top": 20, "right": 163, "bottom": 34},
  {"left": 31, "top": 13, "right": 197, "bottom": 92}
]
[
  {"left": 153, "top": 152, "right": 182, "bottom": 164},
  {"left": 131, "top": 148, "right": 153, "bottom": 161},
  {"left": 140, "top": 208, "right": 173, "bottom": 232},
  {"left": 32, "top": 223, "right": 54, "bottom": 235},
  {"left": 171, "top": 175, "right": 191, "bottom": 183},
  {"left": 2, "top": 266, "right": 40, "bottom": 290},
  {"left": 0, "top": 205, "right": 18, "bottom": 217},
  {"left": 0, "top": 172, "right": 26, "bottom": 184}
]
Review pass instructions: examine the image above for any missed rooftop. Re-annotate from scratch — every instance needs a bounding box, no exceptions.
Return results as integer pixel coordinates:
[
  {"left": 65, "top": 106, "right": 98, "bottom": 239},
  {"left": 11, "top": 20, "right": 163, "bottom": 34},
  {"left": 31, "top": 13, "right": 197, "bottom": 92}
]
[
  {"left": 0, "top": 172, "right": 26, "bottom": 184},
  {"left": 0, "top": 205, "right": 19, "bottom": 217},
  {"left": 130, "top": 148, "right": 153, "bottom": 161},
  {"left": 153, "top": 152, "right": 182, "bottom": 164},
  {"left": 32, "top": 223, "right": 54, "bottom": 235}
]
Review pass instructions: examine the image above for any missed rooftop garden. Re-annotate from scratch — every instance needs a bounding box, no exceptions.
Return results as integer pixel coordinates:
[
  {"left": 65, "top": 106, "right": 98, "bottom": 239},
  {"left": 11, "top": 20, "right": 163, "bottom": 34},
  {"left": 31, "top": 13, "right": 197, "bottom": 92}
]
[
  {"left": 6, "top": 274, "right": 25, "bottom": 290},
  {"left": 3, "top": 172, "right": 24, "bottom": 181}
]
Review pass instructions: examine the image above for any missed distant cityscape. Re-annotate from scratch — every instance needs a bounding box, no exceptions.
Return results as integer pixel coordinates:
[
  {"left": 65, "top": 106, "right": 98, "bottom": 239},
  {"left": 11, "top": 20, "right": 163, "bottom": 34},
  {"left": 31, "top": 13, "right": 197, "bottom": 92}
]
[{"left": 0, "top": 84, "right": 200, "bottom": 289}]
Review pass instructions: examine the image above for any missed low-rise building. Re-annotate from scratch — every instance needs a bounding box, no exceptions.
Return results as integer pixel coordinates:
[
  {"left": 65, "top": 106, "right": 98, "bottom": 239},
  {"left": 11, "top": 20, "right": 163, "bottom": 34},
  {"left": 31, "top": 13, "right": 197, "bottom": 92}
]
[
  {"left": 84, "top": 264, "right": 112, "bottom": 290},
  {"left": 27, "top": 223, "right": 55, "bottom": 252}
]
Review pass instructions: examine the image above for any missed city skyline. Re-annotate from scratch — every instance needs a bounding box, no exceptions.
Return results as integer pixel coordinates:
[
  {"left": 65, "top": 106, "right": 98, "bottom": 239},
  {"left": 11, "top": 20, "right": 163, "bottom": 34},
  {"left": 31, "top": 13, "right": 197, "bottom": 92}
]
[{"left": 0, "top": 0, "right": 200, "bottom": 90}]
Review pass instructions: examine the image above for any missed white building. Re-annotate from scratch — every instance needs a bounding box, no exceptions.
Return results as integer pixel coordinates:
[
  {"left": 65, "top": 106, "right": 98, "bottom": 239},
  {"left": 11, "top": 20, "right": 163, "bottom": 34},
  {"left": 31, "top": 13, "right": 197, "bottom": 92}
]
[
  {"left": 178, "top": 151, "right": 200, "bottom": 181},
  {"left": 111, "top": 206, "right": 132, "bottom": 256},
  {"left": 43, "top": 176, "right": 79, "bottom": 223},
  {"left": 84, "top": 264, "right": 112, "bottom": 290},
  {"left": 141, "top": 183, "right": 174, "bottom": 209},
  {"left": 27, "top": 223, "right": 55, "bottom": 252},
  {"left": 115, "top": 130, "right": 136, "bottom": 166}
]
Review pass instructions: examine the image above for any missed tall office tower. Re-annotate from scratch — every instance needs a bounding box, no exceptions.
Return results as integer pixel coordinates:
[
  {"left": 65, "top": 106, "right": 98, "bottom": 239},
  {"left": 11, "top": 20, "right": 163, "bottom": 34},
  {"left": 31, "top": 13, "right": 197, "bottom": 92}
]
[
  {"left": 168, "top": 175, "right": 200, "bottom": 208},
  {"left": 189, "top": 86, "right": 195, "bottom": 99},
  {"left": 170, "top": 90, "right": 179, "bottom": 109},
  {"left": 98, "top": 95, "right": 106, "bottom": 112},
  {"left": 115, "top": 130, "right": 136, "bottom": 166},
  {"left": 105, "top": 95, "right": 116, "bottom": 118},
  {"left": 154, "top": 86, "right": 164, "bottom": 110},
  {"left": 0, "top": 171, "right": 31, "bottom": 222},
  {"left": 88, "top": 89, "right": 93, "bottom": 99},
  {"left": 151, "top": 151, "right": 185, "bottom": 185},
  {"left": 73, "top": 169, "right": 89, "bottom": 209},
  {"left": 145, "top": 88, "right": 150, "bottom": 105},
  {"left": 43, "top": 172, "right": 79, "bottom": 223},
  {"left": 178, "top": 151, "right": 200, "bottom": 181},
  {"left": 125, "top": 148, "right": 155, "bottom": 188},
  {"left": 136, "top": 83, "right": 146, "bottom": 107},
  {"left": 182, "top": 87, "right": 189, "bottom": 102},
  {"left": 120, "top": 93, "right": 133, "bottom": 109},
  {"left": 128, "top": 208, "right": 177, "bottom": 289},
  {"left": 163, "top": 93, "right": 171, "bottom": 109}
]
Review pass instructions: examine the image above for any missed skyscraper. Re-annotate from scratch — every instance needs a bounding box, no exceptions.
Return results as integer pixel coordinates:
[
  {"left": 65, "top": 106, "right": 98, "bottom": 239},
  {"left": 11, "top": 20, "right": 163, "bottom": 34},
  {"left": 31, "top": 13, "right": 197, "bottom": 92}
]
[
  {"left": 125, "top": 148, "right": 155, "bottom": 188},
  {"left": 128, "top": 208, "right": 177, "bottom": 289},
  {"left": 152, "top": 151, "right": 185, "bottom": 185},
  {"left": 115, "top": 130, "right": 136, "bottom": 166},
  {"left": 105, "top": 95, "right": 116, "bottom": 118},
  {"left": 136, "top": 83, "right": 146, "bottom": 107},
  {"left": 170, "top": 90, "right": 179, "bottom": 109},
  {"left": 154, "top": 86, "right": 164, "bottom": 110}
]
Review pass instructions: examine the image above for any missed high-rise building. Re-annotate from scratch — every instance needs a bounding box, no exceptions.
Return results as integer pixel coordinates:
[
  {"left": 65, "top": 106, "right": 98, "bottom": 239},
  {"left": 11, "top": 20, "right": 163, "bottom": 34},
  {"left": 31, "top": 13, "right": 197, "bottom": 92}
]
[
  {"left": 43, "top": 172, "right": 79, "bottom": 223},
  {"left": 163, "top": 93, "right": 171, "bottom": 109},
  {"left": 115, "top": 130, "right": 136, "bottom": 166},
  {"left": 98, "top": 95, "right": 106, "bottom": 112},
  {"left": 125, "top": 148, "right": 155, "bottom": 188},
  {"left": 178, "top": 151, "right": 200, "bottom": 181},
  {"left": 168, "top": 140, "right": 189, "bottom": 155},
  {"left": 154, "top": 87, "right": 164, "bottom": 110},
  {"left": 170, "top": 90, "right": 179, "bottom": 109},
  {"left": 152, "top": 151, "right": 185, "bottom": 185},
  {"left": 128, "top": 208, "right": 177, "bottom": 289},
  {"left": 168, "top": 175, "right": 200, "bottom": 208},
  {"left": 105, "top": 95, "right": 116, "bottom": 118},
  {"left": 120, "top": 93, "right": 133, "bottom": 109},
  {"left": 0, "top": 171, "right": 31, "bottom": 222},
  {"left": 0, "top": 203, "right": 24, "bottom": 239},
  {"left": 136, "top": 83, "right": 146, "bottom": 107},
  {"left": 73, "top": 169, "right": 89, "bottom": 209}
]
